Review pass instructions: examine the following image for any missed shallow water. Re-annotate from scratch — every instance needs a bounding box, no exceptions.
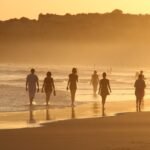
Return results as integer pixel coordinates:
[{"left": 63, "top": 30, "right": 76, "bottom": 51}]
[{"left": 0, "top": 63, "right": 150, "bottom": 112}]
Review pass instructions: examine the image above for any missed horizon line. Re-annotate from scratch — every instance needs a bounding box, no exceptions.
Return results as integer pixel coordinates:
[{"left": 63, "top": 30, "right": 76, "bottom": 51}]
[{"left": 1, "top": 9, "right": 150, "bottom": 21}]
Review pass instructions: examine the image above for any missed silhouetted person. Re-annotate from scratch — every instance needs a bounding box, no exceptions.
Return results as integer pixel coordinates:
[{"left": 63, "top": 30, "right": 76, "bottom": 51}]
[
  {"left": 139, "top": 70, "right": 145, "bottom": 108},
  {"left": 91, "top": 70, "right": 99, "bottom": 95},
  {"left": 134, "top": 74, "right": 146, "bottom": 112},
  {"left": 67, "top": 68, "right": 78, "bottom": 106},
  {"left": 140, "top": 70, "right": 145, "bottom": 79},
  {"left": 26, "top": 69, "right": 39, "bottom": 106},
  {"left": 107, "top": 67, "right": 112, "bottom": 74},
  {"left": 42, "top": 72, "right": 55, "bottom": 106},
  {"left": 99, "top": 72, "right": 111, "bottom": 111}
]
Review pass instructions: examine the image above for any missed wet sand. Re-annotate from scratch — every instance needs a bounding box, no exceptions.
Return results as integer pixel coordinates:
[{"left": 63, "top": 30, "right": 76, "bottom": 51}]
[
  {"left": 0, "top": 100, "right": 150, "bottom": 129},
  {"left": 0, "top": 100, "right": 150, "bottom": 149}
]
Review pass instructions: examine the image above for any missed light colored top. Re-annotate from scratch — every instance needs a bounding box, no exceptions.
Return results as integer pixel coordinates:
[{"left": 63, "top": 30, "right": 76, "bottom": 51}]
[{"left": 26, "top": 74, "right": 38, "bottom": 90}]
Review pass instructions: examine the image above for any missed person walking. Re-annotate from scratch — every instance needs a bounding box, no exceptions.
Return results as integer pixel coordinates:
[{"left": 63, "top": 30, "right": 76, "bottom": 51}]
[
  {"left": 26, "top": 68, "right": 39, "bottom": 106},
  {"left": 134, "top": 74, "right": 146, "bottom": 112},
  {"left": 42, "top": 71, "right": 55, "bottom": 106},
  {"left": 67, "top": 68, "right": 78, "bottom": 106},
  {"left": 99, "top": 72, "right": 111, "bottom": 111}
]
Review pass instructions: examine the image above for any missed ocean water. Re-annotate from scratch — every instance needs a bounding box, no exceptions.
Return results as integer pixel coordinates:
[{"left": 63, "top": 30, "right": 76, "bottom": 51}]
[{"left": 0, "top": 63, "right": 150, "bottom": 112}]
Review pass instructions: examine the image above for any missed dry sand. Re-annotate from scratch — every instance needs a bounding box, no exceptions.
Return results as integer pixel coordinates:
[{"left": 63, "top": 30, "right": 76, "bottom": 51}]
[{"left": 0, "top": 100, "right": 150, "bottom": 150}]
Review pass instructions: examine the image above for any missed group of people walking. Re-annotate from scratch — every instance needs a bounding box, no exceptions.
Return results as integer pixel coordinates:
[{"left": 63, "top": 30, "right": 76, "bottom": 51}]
[
  {"left": 26, "top": 69, "right": 55, "bottom": 106},
  {"left": 90, "top": 71, "right": 111, "bottom": 110},
  {"left": 26, "top": 68, "right": 146, "bottom": 112}
]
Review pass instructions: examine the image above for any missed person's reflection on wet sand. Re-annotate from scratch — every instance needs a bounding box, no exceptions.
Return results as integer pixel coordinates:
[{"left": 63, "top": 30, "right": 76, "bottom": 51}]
[
  {"left": 102, "top": 107, "right": 106, "bottom": 117},
  {"left": 29, "top": 106, "right": 36, "bottom": 123},
  {"left": 46, "top": 107, "right": 51, "bottom": 120},
  {"left": 71, "top": 106, "right": 76, "bottom": 119},
  {"left": 93, "top": 102, "right": 106, "bottom": 117},
  {"left": 93, "top": 102, "right": 99, "bottom": 115}
]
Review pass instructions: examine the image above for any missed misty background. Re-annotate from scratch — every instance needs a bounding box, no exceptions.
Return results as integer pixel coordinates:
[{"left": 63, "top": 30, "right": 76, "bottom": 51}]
[{"left": 0, "top": 9, "right": 150, "bottom": 67}]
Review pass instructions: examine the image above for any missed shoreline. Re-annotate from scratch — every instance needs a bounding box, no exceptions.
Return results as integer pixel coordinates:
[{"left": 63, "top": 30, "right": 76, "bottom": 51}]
[
  {"left": 1, "top": 106, "right": 150, "bottom": 150},
  {"left": 0, "top": 99, "right": 150, "bottom": 129}
]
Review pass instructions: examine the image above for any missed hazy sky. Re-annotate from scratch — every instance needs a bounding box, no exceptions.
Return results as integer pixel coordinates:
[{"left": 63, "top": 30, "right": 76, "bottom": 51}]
[{"left": 1, "top": 0, "right": 150, "bottom": 20}]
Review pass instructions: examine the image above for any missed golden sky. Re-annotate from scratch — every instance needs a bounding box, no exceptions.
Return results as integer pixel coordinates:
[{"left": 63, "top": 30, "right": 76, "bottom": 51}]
[{"left": 1, "top": 0, "right": 150, "bottom": 20}]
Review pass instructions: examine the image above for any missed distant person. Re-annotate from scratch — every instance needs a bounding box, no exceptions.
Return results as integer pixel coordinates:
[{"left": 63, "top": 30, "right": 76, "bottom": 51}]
[
  {"left": 26, "top": 69, "right": 39, "bottom": 106},
  {"left": 67, "top": 68, "right": 78, "bottom": 106},
  {"left": 91, "top": 70, "right": 99, "bottom": 95},
  {"left": 107, "top": 67, "right": 112, "bottom": 74},
  {"left": 42, "top": 72, "right": 55, "bottom": 106},
  {"left": 134, "top": 74, "right": 146, "bottom": 112},
  {"left": 99, "top": 72, "right": 111, "bottom": 111},
  {"left": 140, "top": 70, "right": 145, "bottom": 80},
  {"left": 139, "top": 70, "right": 145, "bottom": 107}
]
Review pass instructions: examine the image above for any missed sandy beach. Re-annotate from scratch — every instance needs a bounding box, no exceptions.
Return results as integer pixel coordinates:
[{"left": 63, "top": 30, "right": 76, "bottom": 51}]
[
  {"left": 1, "top": 0, "right": 150, "bottom": 149},
  {"left": 0, "top": 100, "right": 150, "bottom": 149}
]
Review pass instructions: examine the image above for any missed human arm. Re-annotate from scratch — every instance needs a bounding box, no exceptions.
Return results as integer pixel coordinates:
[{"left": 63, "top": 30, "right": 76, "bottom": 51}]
[
  {"left": 36, "top": 76, "right": 40, "bottom": 92},
  {"left": 52, "top": 78, "right": 55, "bottom": 91},
  {"left": 108, "top": 80, "right": 111, "bottom": 93},
  {"left": 97, "top": 76, "right": 99, "bottom": 83},
  {"left": 134, "top": 80, "right": 137, "bottom": 88},
  {"left": 67, "top": 80, "right": 70, "bottom": 90},
  {"left": 66, "top": 75, "right": 70, "bottom": 90},
  {"left": 26, "top": 76, "right": 28, "bottom": 91},
  {"left": 52, "top": 78, "right": 56, "bottom": 96},
  {"left": 98, "top": 80, "right": 101, "bottom": 94},
  {"left": 41, "top": 79, "right": 45, "bottom": 93},
  {"left": 144, "top": 80, "right": 146, "bottom": 89}
]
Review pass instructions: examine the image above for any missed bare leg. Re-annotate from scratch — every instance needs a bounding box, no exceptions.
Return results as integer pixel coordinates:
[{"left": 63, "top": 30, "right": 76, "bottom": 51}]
[
  {"left": 46, "top": 92, "right": 51, "bottom": 106},
  {"left": 141, "top": 98, "right": 144, "bottom": 109},
  {"left": 136, "top": 98, "right": 139, "bottom": 112},
  {"left": 102, "top": 107, "right": 106, "bottom": 117},
  {"left": 71, "top": 90, "right": 76, "bottom": 106},
  {"left": 30, "top": 97, "right": 34, "bottom": 106},
  {"left": 101, "top": 95, "right": 107, "bottom": 110},
  {"left": 93, "top": 84, "right": 98, "bottom": 95},
  {"left": 29, "top": 90, "right": 35, "bottom": 106},
  {"left": 139, "top": 98, "right": 143, "bottom": 112}
]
